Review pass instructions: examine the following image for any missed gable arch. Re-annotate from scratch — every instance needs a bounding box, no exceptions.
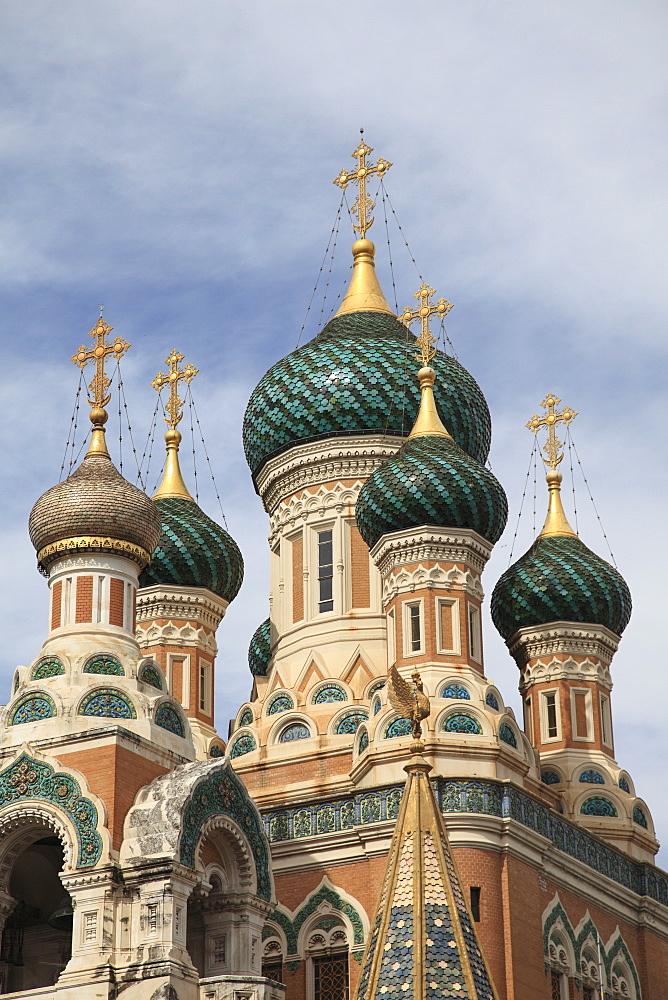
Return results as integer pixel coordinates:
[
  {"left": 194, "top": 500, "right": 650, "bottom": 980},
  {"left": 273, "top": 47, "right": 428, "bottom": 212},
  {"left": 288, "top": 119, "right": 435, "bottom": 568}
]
[
  {"left": 266, "top": 878, "right": 368, "bottom": 961},
  {"left": 542, "top": 896, "right": 577, "bottom": 973},
  {"left": 196, "top": 814, "right": 255, "bottom": 895},
  {"left": 604, "top": 931, "right": 641, "bottom": 999}
]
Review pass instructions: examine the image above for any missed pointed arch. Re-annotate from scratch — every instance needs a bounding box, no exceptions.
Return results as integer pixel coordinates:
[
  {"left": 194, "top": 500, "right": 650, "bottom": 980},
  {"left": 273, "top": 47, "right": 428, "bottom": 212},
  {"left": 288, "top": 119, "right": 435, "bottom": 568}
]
[
  {"left": 604, "top": 930, "right": 641, "bottom": 999},
  {"left": 340, "top": 648, "right": 375, "bottom": 694},
  {"left": 265, "top": 878, "right": 367, "bottom": 959},
  {"left": 295, "top": 651, "right": 329, "bottom": 695}
]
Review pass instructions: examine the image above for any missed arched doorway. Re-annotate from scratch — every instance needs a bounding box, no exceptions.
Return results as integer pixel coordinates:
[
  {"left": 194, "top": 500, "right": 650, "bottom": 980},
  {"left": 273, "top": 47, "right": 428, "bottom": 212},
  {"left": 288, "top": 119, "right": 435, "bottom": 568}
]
[{"left": 0, "top": 833, "right": 73, "bottom": 993}]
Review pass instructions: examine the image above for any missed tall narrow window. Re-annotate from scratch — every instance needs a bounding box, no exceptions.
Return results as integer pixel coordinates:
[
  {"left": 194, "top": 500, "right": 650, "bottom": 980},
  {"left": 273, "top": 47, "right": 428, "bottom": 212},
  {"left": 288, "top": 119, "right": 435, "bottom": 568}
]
[
  {"left": 318, "top": 530, "right": 334, "bottom": 613},
  {"left": 387, "top": 608, "right": 396, "bottom": 666},
  {"left": 524, "top": 698, "right": 533, "bottom": 742},
  {"left": 262, "top": 959, "right": 283, "bottom": 984},
  {"left": 314, "top": 953, "right": 348, "bottom": 1000},
  {"left": 543, "top": 691, "right": 559, "bottom": 740},
  {"left": 468, "top": 605, "right": 481, "bottom": 661},
  {"left": 600, "top": 694, "right": 613, "bottom": 747},
  {"left": 470, "top": 886, "right": 481, "bottom": 922},
  {"left": 199, "top": 661, "right": 211, "bottom": 714},
  {"left": 403, "top": 602, "right": 422, "bottom": 655}
]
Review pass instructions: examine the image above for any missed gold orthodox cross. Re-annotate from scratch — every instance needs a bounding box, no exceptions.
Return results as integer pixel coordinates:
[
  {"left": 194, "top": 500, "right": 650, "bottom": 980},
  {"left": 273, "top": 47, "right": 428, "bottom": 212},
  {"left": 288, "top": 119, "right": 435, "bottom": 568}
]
[
  {"left": 333, "top": 139, "right": 392, "bottom": 238},
  {"left": 526, "top": 393, "right": 578, "bottom": 468},
  {"left": 151, "top": 349, "right": 199, "bottom": 429},
  {"left": 71, "top": 318, "right": 130, "bottom": 408},
  {"left": 399, "top": 282, "right": 453, "bottom": 366}
]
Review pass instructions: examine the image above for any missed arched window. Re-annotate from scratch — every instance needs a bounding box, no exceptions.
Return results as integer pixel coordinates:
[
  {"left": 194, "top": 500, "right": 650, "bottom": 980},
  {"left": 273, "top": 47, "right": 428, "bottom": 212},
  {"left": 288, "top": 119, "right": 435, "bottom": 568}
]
[
  {"left": 278, "top": 722, "right": 311, "bottom": 743},
  {"left": 262, "top": 938, "right": 284, "bottom": 984},
  {"left": 548, "top": 931, "right": 572, "bottom": 1000},
  {"left": 306, "top": 922, "right": 350, "bottom": 1000}
]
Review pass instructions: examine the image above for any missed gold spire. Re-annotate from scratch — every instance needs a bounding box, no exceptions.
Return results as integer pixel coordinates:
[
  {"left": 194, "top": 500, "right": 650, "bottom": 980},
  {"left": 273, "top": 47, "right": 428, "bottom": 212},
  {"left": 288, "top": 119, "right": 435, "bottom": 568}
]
[
  {"left": 333, "top": 137, "right": 392, "bottom": 239},
  {"left": 334, "top": 238, "right": 393, "bottom": 317},
  {"left": 71, "top": 316, "right": 130, "bottom": 459},
  {"left": 399, "top": 283, "right": 454, "bottom": 440},
  {"left": 151, "top": 349, "right": 199, "bottom": 500},
  {"left": 526, "top": 393, "right": 579, "bottom": 539}
]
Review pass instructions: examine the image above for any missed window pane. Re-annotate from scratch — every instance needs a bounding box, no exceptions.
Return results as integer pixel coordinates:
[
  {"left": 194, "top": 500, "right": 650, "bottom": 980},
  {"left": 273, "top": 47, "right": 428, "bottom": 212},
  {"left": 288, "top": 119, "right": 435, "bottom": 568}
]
[
  {"left": 318, "top": 530, "right": 334, "bottom": 613},
  {"left": 262, "top": 961, "right": 283, "bottom": 984},
  {"left": 546, "top": 693, "right": 558, "bottom": 738},
  {"left": 314, "top": 953, "right": 349, "bottom": 1000},
  {"left": 409, "top": 605, "right": 421, "bottom": 651}
]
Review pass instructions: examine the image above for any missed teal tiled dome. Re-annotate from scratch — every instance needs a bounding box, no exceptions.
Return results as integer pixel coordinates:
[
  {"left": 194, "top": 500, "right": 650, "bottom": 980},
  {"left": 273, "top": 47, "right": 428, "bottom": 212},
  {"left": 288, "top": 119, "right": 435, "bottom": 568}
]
[
  {"left": 490, "top": 535, "right": 632, "bottom": 641},
  {"left": 355, "top": 434, "right": 508, "bottom": 550},
  {"left": 139, "top": 496, "right": 243, "bottom": 603},
  {"left": 249, "top": 618, "right": 271, "bottom": 676},
  {"left": 242, "top": 312, "right": 491, "bottom": 478}
]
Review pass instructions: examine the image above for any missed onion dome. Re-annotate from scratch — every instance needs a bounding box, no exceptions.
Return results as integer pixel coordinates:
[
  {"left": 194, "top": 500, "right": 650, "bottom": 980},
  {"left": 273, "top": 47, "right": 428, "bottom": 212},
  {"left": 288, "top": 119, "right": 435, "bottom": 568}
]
[
  {"left": 243, "top": 240, "right": 491, "bottom": 480},
  {"left": 138, "top": 429, "right": 244, "bottom": 603},
  {"left": 29, "top": 408, "right": 161, "bottom": 574},
  {"left": 356, "top": 366, "right": 507, "bottom": 550},
  {"left": 248, "top": 618, "right": 271, "bottom": 676},
  {"left": 491, "top": 469, "right": 632, "bottom": 641}
]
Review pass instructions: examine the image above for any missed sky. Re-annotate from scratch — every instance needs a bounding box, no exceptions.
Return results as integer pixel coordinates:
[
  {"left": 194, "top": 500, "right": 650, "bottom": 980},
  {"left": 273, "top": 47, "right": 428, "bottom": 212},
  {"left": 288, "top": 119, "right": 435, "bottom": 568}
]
[{"left": 1, "top": 1, "right": 666, "bottom": 861}]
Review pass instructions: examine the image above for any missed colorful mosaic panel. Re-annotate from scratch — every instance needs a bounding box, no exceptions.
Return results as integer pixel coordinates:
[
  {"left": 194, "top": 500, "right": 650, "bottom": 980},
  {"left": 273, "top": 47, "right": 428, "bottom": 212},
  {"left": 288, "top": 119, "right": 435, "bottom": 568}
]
[
  {"left": 334, "top": 711, "right": 368, "bottom": 735},
  {"left": 267, "top": 693, "right": 294, "bottom": 715},
  {"left": 155, "top": 702, "right": 186, "bottom": 737},
  {"left": 368, "top": 680, "right": 386, "bottom": 697},
  {"left": 83, "top": 653, "right": 124, "bottom": 676},
  {"left": 491, "top": 534, "right": 633, "bottom": 641},
  {"left": 248, "top": 617, "right": 271, "bottom": 676},
  {"left": 230, "top": 734, "right": 256, "bottom": 758},
  {"left": 499, "top": 723, "right": 518, "bottom": 748},
  {"left": 384, "top": 717, "right": 412, "bottom": 739},
  {"left": 579, "top": 769, "right": 605, "bottom": 784},
  {"left": 239, "top": 708, "right": 254, "bottom": 727},
  {"left": 441, "top": 683, "right": 470, "bottom": 700},
  {"left": 372, "top": 696, "right": 382, "bottom": 715},
  {"left": 242, "top": 311, "right": 492, "bottom": 476},
  {"left": 541, "top": 771, "right": 561, "bottom": 785},
  {"left": 180, "top": 764, "right": 271, "bottom": 900},
  {"left": 139, "top": 495, "right": 244, "bottom": 602},
  {"left": 313, "top": 684, "right": 347, "bottom": 704},
  {"left": 633, "top": 806, "right": 648, "bottom": 828},
  {"left": 209, "top": 744, "right": 224, "bottom": 758},
  {"left": 423, "top": 834, "right": 473, "bottom": 998},
  {"left": 356, "top": 434, "right": 508, "bottom": 551},
  {"left": 619, "top": 776, "right": 631, "bottom": 793},
  {"left": 9, "top": 693, "right": 57, "bottom": 725},
  {"left": 581, "top": 796, "right": 617, "bottom": 817},
  {"left": 78, "top": 688, "right": 136, "bottom": 719},
  {"left": 485, "top": 691, "right": 499, "bottom": 710},
  {"left": 358, "top": 728, "right": 369, "bottom": 754},
  {"left": 32, "top": 656, "right": 65, "bottom": 680},
  {"left": 442, "top": 713, "right": 482, "bottom": 735},
  {"left": 266, "top": 884, "right": 365, "bottom": 958},
  {"left": 278, "top": 723, "right": 311, "bottom": 743},
  {"left": 138, "top": 663, "right": 163, "bottom": 689},
  {"left": 0, "top": 753, "right": 102, "bottom": 867},
  {"left": 373, "top": 833, "right": 414, "bottom": 1000}
]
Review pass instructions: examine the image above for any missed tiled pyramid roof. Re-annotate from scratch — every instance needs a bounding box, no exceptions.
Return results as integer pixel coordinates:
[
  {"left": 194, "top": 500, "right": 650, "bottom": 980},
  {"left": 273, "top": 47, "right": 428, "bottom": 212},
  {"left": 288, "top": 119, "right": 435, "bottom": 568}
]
[{"left": 355, "top": 752, "right": 498, "bottom": 1000}]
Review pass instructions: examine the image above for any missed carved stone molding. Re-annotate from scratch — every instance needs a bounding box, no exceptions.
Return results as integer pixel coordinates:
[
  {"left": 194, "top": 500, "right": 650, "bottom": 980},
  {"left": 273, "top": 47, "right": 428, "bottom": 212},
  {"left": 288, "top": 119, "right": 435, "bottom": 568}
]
[
  {"left": 508, "top": 622, "right": 620, "bottom": 668},
  {"left": 370, "top": 527, "right": 492, "bottom": 578},
  {"left": 256, "top": 434, "right": 403, "bottom": 514},
  {"left": 136, "top": 621, "right": 218, "bottom": 656},
  {"left": 270, "top": 480, "right": 364, "bottom": 542},
  {"left": 520, "top": 656, "right": 612, "bottom": 690},
  {"left": 381, "top": 562, "right": 484, "bottom": 605},
  {"left": 136, "top": 585, "right": 228, "bottom": 631}
]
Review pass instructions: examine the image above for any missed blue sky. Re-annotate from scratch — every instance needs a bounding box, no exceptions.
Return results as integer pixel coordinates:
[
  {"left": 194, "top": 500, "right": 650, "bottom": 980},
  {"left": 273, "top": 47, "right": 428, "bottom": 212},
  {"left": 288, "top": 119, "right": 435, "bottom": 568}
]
[{"left": 1, "top": 1, "right": 666, "bottom": 860}]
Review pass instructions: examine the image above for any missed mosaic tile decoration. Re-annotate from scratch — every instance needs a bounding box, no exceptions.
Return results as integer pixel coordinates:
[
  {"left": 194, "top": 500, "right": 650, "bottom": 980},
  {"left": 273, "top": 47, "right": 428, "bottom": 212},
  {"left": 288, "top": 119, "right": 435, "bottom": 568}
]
[
  {"left": 541, "top": 771, "right": 561, "bottom": 785},
  {"left": 485, "top": 691, "right": 499, "bottom": 711},
  {"left": 209, "top": 744, "right": 224, "bottom": 758},
  {"left": 239, "top": 707, "right": 254, "bottom": 727},
  {"left": 155, "top": 702, "right": 186, "bottom": 737},
  {"left": 278, "top": 722, "right": 311, "bottom": 743},
  {"left": 619, "top": 776, "right": 630, "bottom": 793},
  {"left": 31, "top": 656, "right": 65, "bottom": 680},
  {"left": 334, "top": 710, "right": 368, "bottom": 735},
  {"left": 313, "top": 684, "right": 347, "bottom": 704},
  {"left": 581, "top": 796, "right": 617, "bottom": 817},
  {"left": 633, "top": 806, "right": 648, "bottom": 828},
  {"left": 258, "top": 777, "right": 668, "bottom": 910},
  {"left": 441, "top": 683, "right": 471, "bottom": 700},
  {"left": 8, "top": 693, "right": 57, "bottom": 725},
  {"left": 442, "top": 713, "right": 482, "bottom": 735},
  {"left": 139, "top": 495, "right": 244, "bottom": 603},
  {"left": 249, "top": 617, "right": 271, "bottom": 676},
  {"left": 0, "top": 752, "right": 102, "bottom": 867},
  {"left": 267, "top": 693, "right": 294, "bottom": 715},
  {"left": 78, "top": 688, "right": 137, "bottom": 719},
  {"left": 265, "top": 884, "right": 365, "bottom": 959},
  {"left": 358, "top": 728, "right": 370, "bottom": 753},
  {"left": 83, "top": 653, "right": 124, "bottom": 676},
  {"left": 579, "top": 769, "right": 605, "bottom": 784},
  {"left": 372, "top": 833, "right": 415, "bottom": 1000},
  {"left": 356, "top": 434, "right": 508, "bottom": 551},
  {"left": 491, "top": 534, "right": 632, "bottom": 641},
  {"left": 384, "top": 717, "right": 412, "bottom": 738},
  {"left": 372, "top": 696, "right": 382, "bottom": 715},
  {"left": 242, "top": 311, "right": 492, "bottom": 478},
  {"left": 230, "top": 733, "right": 257, "bottom": 758},
  {"left": 138, "top": 662, "right": 163, "bottom": 689},
  {"left": 179, "top": 764, "right": 271, "bottom": 900},
  {"left": 368, "top": 680, "right": 386, "bottom": 697},
  {"left": 498, "top": 723, "right": 518, "bottom": 748}
]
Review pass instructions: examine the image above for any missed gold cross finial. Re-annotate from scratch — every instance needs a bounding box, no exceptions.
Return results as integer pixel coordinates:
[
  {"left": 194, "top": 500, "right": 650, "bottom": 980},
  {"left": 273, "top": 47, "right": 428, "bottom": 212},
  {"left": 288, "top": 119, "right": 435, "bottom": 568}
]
[
  {"left": 151, "top": 349, "right": 199, "bottom": 430},
  {"left": 333, "top": 137, "right": 392, "bottom": 238},
  {"left": 399, "top": 282, "right": 454, "bottom": 367},
  {"left": 71, "top": 317, "right": 130, "bottom": 409},
  {"left": 526, "top": 392, "right": 578, "bottom": 468}
]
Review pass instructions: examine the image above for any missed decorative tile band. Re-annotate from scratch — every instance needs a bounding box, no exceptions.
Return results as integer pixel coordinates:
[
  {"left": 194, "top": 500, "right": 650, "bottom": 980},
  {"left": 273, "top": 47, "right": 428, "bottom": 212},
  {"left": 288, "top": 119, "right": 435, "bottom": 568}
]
[{"left": 262, "top": 778, "right": 668, "bottom": 908}]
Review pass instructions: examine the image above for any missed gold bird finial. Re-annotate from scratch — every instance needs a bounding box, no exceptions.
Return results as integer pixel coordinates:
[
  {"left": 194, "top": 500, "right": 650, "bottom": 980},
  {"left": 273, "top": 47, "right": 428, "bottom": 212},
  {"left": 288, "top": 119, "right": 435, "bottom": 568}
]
[{"left": 387, "top": 665, "right": 431, "bottom": 750}]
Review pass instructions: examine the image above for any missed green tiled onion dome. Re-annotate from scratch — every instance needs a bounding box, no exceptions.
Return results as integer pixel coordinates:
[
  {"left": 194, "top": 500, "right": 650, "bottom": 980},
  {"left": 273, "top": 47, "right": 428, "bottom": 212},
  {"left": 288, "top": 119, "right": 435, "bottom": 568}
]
[
  {"left": 248, "top": 618, "right": 271, "bottom": 676},
  {"left": 490, "top": 535, "right": 632, "bottom": 641},
  {"left": 242, "top": 311, "right": 491, "bottom": 478},
  {"left": 30, "top": 453, "right": 161, "bottom": 573},
  {"left": 139, "top": 496, "right": 244, "bottom": 603},
  {"left": 355, "top": 434, "right": 508, "bottom": 550}
]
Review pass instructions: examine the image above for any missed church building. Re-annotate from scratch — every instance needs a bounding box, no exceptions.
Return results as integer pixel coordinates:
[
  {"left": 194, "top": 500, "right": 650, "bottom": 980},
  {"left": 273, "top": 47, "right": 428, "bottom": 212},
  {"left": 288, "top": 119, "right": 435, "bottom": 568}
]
[{"left": 1, "top": 141, "right": 666, "bottom": 1000}]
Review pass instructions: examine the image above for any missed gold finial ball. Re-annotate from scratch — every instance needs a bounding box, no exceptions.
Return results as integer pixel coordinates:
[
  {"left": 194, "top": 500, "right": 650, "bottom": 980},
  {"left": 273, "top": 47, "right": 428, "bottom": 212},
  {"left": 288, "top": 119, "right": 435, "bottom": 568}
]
[
  {"left": 417, "top": 366, "right": 436, "bottom": 384},
  {"left": 546, "top": 469, "right": 563, "bottom": 484},
  {"left": 165, "top": 428, "right": 182, "bottom": 445},
  {"left": 352, "top": 238, "right": 375, "bottom": 256},
  {"left": 89, "top": 406, "right": 108, "bottom": 426}
]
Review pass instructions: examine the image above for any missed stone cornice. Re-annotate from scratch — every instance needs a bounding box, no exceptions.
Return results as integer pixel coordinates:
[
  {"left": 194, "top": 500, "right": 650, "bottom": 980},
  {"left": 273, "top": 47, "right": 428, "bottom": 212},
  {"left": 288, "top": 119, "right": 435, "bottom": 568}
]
[
  {"left": 381, "top": 562, "right": 484, "bottom": 605},
  {"left": 370, "top": 526, "right": 493, "bottom": 578},
  {"left": 135, "top": 584, "right": 228, "bottom": 631},
  {"left": 136, "top": 620, "right": 219, "bottom": 655},
  {"left": 256, "top": 434, "right": 402, "bottom": 514},
  {"left": 270, "top": 479, "right": 365, "bottom": 543},
  {"left": 507, "top": 622, "right": 620, "bottom": 668},
  {"left": 520, "top": 656, "right": 613, "bottom": 690}
]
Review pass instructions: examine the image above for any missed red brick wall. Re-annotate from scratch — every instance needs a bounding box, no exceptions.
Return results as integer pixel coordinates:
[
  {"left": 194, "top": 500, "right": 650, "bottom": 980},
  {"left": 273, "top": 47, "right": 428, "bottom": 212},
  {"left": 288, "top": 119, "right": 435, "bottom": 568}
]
[
  {"left": 350, "top": 525, "right": 370, "bottom": 609},
  {"left": 75, "top": 575, "right": 93, "bottom": 623},
  {"left": 109, "top": 577, "right": 125, "bottom": 627},
  {"left": 51, "top": 580, "right": 62, "bottom": 630}
]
